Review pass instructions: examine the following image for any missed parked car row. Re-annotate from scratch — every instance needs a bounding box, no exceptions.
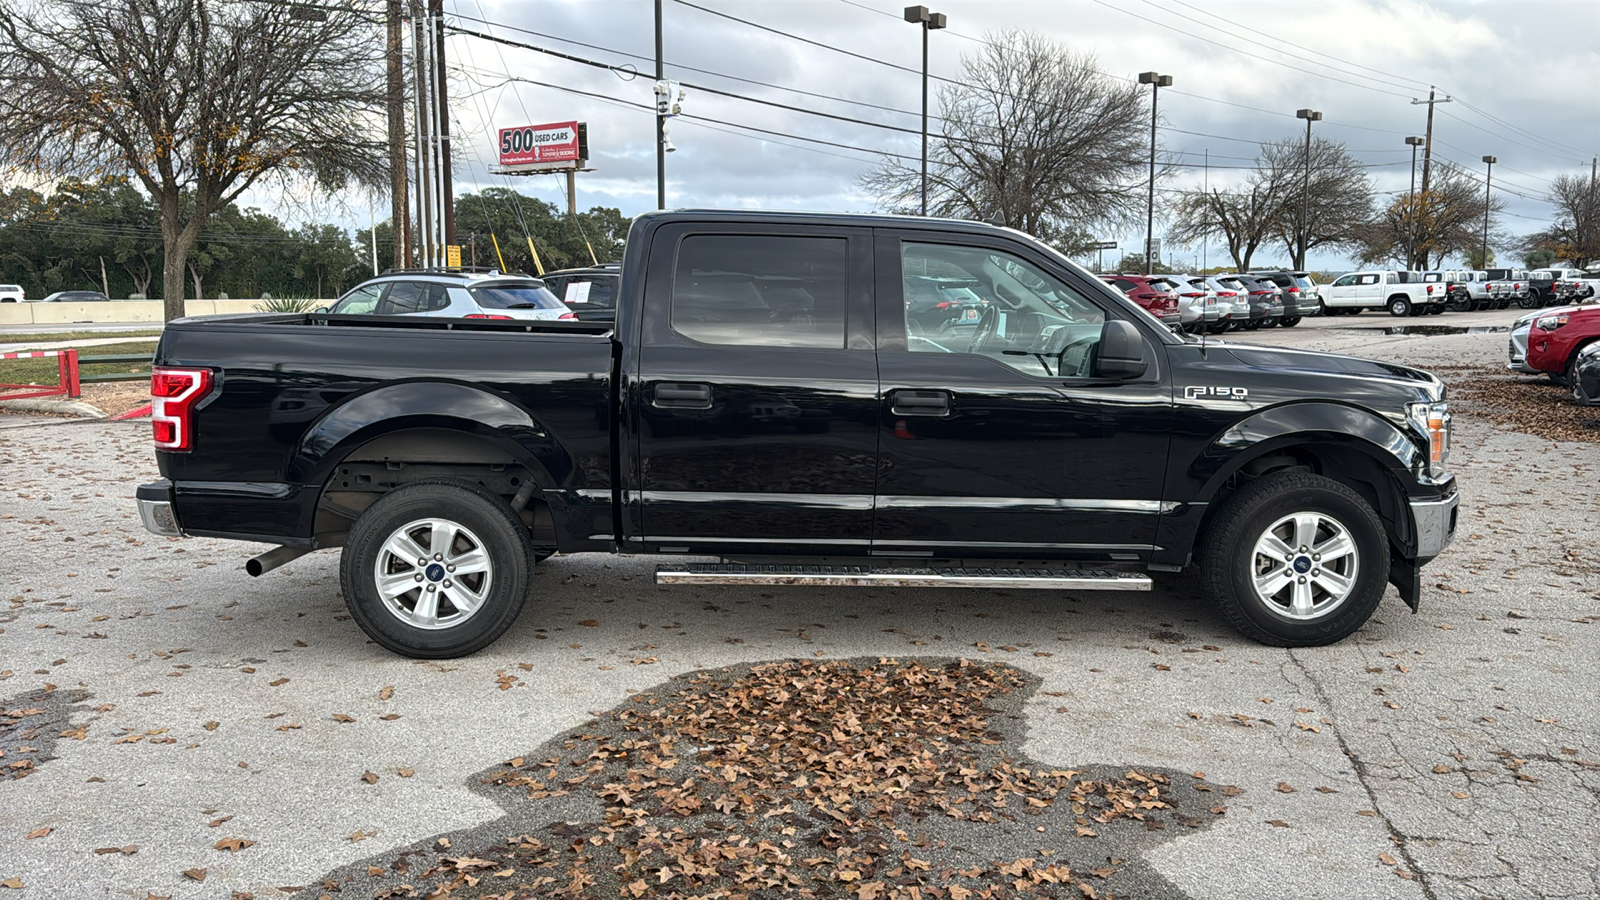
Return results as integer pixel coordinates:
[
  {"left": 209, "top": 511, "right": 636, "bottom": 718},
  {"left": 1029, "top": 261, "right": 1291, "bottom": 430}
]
[
  {"left": 1097, "top": 269, "right": 1318, "bottom": 335},
  {"left": 1507, "top": 295, "right": 1600, "bottom": 405}
]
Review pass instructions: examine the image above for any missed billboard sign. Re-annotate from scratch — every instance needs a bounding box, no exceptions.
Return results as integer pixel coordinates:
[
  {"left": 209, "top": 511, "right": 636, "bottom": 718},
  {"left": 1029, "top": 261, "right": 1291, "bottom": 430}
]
[{"left": 498, "top": 121, "right": 583, "bottom": 167}]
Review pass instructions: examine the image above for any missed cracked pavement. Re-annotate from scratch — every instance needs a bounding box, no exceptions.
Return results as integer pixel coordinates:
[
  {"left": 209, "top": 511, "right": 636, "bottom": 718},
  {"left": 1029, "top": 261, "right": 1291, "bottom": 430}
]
[{"left": 0, "top": 309, "right": 1596, "bottom": 898}]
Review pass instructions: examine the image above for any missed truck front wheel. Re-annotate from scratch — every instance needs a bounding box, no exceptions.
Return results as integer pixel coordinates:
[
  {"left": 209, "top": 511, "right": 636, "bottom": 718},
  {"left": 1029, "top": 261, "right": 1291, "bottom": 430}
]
[
  {"left": 340, "top": 480, "right": 535, "bottom": 658},
  {"left": 1199, "top": 473, "right": 1390, "bottom": 646}
]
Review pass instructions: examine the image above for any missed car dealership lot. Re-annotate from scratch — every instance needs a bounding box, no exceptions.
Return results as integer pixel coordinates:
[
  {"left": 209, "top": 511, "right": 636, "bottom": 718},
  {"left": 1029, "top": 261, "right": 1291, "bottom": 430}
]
[{"left": 0, "top": 310, "right": 1596, "bottom": 900}]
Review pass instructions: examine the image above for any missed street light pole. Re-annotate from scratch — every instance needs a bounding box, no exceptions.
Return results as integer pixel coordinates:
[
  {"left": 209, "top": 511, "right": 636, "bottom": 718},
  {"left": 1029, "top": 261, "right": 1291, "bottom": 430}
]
[
  {"left": 1295, "top": 109, "right": 1321, "bottom": 270},
  {"left": 1405, "top": 136, "right": 1424, "bottom": 269},
  {"left": 655, "top": 0, "right": 665, "bottom": 210},
  {"left": 1138, "top": 72, "right": 1172, "bottom": 275},
  {"left": 904, "top": 6, "right": 946, "bottom": 216},
  {"left": 1481, "top": 155, "right": 1497, "bottom": 268}
]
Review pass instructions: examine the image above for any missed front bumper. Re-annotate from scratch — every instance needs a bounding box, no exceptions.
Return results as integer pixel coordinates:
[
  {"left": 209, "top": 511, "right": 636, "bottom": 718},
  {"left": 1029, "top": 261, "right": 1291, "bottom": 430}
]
[
  {"left": 137, "top": 480, "right": 183, "bottom": 537},
  {"left": 1409, "top": 489, "right": 1458, "bottom": 560}
]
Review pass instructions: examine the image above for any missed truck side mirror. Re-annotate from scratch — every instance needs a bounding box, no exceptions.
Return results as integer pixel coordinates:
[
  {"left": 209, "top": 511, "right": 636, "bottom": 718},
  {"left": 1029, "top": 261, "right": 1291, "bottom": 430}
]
[{"left": 1096, "top": 319, "right": 1148, "bottom": 379}]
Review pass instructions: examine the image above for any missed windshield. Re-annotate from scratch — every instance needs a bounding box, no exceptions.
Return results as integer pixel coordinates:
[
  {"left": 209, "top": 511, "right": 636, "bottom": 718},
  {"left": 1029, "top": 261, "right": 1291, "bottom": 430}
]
[{"left": 469, "top": 282, "right": 564, "bottom": 310}]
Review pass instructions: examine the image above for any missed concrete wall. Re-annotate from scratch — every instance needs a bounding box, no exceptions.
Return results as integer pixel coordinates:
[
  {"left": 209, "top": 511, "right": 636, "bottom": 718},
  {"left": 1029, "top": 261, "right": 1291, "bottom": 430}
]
[{"left": 0, "top": 300, "right": 328, "bottom": 326}]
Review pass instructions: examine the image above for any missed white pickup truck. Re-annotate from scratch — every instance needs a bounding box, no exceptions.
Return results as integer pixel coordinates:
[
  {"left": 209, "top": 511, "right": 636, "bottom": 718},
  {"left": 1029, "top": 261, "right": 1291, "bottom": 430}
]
[{"left": 1318, "top": 270, "right": 1446, "bottom": 317}]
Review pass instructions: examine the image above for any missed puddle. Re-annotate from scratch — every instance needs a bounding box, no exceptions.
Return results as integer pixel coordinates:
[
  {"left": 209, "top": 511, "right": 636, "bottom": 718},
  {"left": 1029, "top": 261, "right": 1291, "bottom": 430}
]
[{"left": 1354, "top": 325, "right": 1511, "bottom": 336}]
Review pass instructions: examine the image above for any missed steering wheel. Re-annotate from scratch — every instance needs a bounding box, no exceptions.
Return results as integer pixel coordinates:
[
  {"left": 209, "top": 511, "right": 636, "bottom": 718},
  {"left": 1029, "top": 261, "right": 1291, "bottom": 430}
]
[{"left": 966, "top": 308, "right": 999, "bottom": 354}]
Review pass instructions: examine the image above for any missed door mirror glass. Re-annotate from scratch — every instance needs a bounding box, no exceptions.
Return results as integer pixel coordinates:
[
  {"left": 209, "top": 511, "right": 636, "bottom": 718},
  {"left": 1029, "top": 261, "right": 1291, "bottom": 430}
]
[{"left": 1095, "top": 319, "right": 1147, "bottom": 379}]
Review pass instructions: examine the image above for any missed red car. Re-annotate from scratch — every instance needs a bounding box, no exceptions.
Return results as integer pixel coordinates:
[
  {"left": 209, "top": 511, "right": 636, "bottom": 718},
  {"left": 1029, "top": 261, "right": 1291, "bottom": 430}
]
[
  {"left": 1525, "top": 305, "right": 1600, "bottom": 386},
  {"left": 1099, "top": 274, "right": 1180, "bottom": 326}
]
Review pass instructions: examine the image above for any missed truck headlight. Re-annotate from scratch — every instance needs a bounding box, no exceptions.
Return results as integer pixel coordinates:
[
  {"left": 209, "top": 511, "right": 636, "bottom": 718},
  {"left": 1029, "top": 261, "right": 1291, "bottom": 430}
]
[{"left": 1406, "top": 401, "right": 1451, "bottom": 481}]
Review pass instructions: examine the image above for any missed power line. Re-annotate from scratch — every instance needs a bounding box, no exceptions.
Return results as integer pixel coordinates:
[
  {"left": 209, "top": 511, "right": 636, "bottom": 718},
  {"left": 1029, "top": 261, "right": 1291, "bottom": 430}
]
[
  {"left": 1088, "top": 0, "right": 1413, "bottom": 99},
  {"left": 1154, "top": 0, "right": 1433, "bottom": 91}
]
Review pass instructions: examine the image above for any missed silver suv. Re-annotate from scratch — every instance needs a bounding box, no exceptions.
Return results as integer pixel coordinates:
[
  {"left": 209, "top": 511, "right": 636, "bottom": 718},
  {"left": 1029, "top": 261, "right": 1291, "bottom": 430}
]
[{"left": 324, "top": 269, "right": 573, "bottom": 321}]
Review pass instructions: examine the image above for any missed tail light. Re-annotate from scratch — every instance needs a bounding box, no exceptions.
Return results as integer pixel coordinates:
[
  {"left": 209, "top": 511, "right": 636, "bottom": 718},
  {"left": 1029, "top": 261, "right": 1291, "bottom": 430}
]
[
  {"left": 1287, "top": 287, "right": 1300, "bottom": 293},
  {"left": 151, "top": 367, "right": 213, "bottom": 452},
  {"left": 464, "top": 314, "right": 513, "bottom": 319},
  {"left": 559, "top": 312, "right": 578, "bottom": 320}
]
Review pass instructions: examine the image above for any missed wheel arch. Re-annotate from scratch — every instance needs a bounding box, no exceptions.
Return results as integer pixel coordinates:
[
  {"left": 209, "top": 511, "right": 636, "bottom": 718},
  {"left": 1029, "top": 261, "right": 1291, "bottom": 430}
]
[
  {"left": 1172, "top": 403, "right": 1426, "bottom": 565},
  {"left": 287, "top": 381, "right": 571, "bottom": 489}
]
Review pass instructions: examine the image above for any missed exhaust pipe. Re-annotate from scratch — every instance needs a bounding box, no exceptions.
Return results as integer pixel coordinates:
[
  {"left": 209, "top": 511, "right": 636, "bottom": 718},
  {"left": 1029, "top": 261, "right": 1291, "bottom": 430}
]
[{"left": 246, "top": 545, "right": 312, "bottom": 577}]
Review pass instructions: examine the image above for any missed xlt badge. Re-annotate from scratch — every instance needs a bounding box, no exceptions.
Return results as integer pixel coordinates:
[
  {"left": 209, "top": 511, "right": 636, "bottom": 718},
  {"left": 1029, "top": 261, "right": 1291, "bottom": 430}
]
[{"left": 1185, "top": 386, "right": 1248, "bottom": 400}]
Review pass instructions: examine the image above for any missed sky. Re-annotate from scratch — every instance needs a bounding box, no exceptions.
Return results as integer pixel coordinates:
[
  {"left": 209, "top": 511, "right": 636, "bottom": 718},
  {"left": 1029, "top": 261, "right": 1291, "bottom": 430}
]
[{"left": 373, "top": 0, "right": 1600, "bottom": 272}]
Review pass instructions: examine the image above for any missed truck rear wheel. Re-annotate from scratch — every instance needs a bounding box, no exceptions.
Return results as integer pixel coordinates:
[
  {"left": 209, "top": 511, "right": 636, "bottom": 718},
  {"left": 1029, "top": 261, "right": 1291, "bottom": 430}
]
[
  {"left": 340, "top": 480, "right": 535, "bottom": 659},
  {"left": 1387, "top": 296, "right": 1412, "bottom": 317},
  {"left": 1199, "top": 473, "right": 1389, "bottom": 647}
]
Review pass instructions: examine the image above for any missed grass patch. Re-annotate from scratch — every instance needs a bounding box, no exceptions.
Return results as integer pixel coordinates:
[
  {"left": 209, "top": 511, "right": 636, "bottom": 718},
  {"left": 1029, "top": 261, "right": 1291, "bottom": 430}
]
[
  {"left": 0, "top": 340, "right": 158, "bottom": 386},
  {"left": 2, "top": 329, "right": 163, "bottom": 345}
]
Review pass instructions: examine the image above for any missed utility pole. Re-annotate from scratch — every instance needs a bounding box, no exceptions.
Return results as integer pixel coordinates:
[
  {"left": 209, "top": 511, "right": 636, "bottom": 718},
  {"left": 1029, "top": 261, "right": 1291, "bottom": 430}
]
[
  {"left": 410, "top": 0, "right": 433, "bottom": 267},
  {"left": 430, "top": 0, "right": 453, "bottom": 252},
  {"left": 1202, "top": 149, "right": 1208, "bottom": 271},
  {"left": 1405, "top": 136, "right": 1424, "bottom": 270},
  {"left": 655, "top": 0, "right": 665, "bottom": 209},
  {"left": 386, "top": 0, "right": 408, "bottom": 267},
  {"left": 1411, "top": 86, "right": 1452, "bottom": 200}
]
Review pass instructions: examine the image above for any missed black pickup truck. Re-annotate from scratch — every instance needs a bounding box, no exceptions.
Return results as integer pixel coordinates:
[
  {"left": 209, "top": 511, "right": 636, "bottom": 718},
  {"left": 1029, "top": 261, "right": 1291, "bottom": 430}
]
[{"left": 137, "top": 210, "right": 1458, "bottom": 657}]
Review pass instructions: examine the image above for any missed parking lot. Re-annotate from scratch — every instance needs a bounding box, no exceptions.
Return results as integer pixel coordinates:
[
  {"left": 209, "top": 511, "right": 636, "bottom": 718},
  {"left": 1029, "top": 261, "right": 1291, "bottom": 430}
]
[{"left": 1, "top": 308, "right": 1597, "bottom": 900}]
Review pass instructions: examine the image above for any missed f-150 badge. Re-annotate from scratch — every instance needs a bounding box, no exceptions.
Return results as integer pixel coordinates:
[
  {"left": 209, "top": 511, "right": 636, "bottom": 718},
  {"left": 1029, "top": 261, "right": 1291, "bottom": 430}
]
[{"left": 1185, "top": 386, "right": 1249, "bottom": 400}]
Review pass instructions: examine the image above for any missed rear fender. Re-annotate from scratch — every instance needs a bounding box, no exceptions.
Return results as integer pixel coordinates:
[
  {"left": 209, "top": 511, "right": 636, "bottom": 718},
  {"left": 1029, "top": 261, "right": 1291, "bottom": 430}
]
[{"left": 287, "top": 381, "right": 567, "bottom": 490}]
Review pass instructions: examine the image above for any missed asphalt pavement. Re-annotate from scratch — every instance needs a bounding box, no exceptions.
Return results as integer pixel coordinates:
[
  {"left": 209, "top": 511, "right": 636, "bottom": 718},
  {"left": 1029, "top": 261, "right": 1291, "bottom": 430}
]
[{"left": 0, "top": 307, "right": 1595, "bottom": 900}]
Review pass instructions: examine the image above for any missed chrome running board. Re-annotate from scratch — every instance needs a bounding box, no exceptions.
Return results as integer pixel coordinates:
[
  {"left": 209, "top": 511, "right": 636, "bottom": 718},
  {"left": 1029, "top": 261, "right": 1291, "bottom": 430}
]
[{"left": 654, "top": 563, "right": 1151, "bottom": 591}]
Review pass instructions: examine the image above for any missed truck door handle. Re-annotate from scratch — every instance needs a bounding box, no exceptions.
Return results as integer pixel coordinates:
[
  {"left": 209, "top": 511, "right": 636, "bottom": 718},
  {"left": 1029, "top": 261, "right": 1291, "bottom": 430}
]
[
  {"left": 653, "top": 382, "right": 713, "bottom": 409},
  {"left": 890, "top": 389, "right": 950, "bottom": 416}
]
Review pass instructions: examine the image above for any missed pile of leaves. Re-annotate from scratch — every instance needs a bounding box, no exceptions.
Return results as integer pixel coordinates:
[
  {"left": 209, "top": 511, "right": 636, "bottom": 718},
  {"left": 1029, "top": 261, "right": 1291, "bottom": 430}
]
[
  {"left": 321, "top": 659, "right": 1223, "bottom": 900},
  {"left": 1442, "top": 365, "right": 1600, "bottom": 443}
]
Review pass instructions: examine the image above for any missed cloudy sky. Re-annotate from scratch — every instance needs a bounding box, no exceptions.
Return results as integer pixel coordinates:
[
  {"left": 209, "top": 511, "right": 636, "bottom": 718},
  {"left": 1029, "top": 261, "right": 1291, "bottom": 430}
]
[{"left": 427, "top": 0, "right": 1599, "bottom": 270}]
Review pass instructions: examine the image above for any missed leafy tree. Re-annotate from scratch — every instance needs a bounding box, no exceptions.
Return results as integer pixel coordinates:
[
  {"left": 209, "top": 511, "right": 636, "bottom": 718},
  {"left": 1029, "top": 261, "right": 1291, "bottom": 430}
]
[
  {"left": 861, "top": 30, "right": 1148, "bottom": 253},
  {"left": 1523, "top": 246, "right": 1557, "bottom": 269},
  {"left": 0, "top": 0, "right": 387, "bottom": 319},
  {"left": 1525, "top": 172, "right": 1599, "bottom": 267},
  {"left": 1352, "top": 163, "right": 1503, "bottom": 269},
  {"left": 453, "top": 190, "right": 628, "bottom": 274}
]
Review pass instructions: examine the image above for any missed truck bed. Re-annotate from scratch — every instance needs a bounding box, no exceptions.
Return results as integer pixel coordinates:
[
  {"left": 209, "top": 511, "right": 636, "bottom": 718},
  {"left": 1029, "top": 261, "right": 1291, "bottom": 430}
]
[{"left": 153, "top": 313, "right": 617, "bottom": 545}]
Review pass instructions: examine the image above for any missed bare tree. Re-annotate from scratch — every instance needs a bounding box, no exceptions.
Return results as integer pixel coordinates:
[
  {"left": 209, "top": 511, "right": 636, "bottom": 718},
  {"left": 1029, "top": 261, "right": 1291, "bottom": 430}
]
[
  {"left": 1260, "top": 136, "right": 1373, "bottom": 269},
  {"left": 1352, "top": 163, "right": 1503, "bottom": 270},
  {"left": 1526, "top": 172, "right": 1599, "bottom": 267},
  {"left": 1166, "top": 135, "right": 1371, "bottom": 271},
  {"left": 861, "top": 31, "right": 1149, "bottom": 253},
  {"left": 1165, "top": 184, "right": 1277, "bottom": 271},
  {"left": 0, "top": 0, "right": 386, "bottom": 320}
]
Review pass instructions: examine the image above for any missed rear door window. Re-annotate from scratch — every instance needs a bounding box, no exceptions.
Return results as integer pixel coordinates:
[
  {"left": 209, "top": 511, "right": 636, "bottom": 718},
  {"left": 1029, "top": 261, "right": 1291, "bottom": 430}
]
[
  {"left": 671, "top": 235, "right": 847, "bottom": 348},
  {"left": 375, "top": 281, "right": 445, "bottom": 315}
]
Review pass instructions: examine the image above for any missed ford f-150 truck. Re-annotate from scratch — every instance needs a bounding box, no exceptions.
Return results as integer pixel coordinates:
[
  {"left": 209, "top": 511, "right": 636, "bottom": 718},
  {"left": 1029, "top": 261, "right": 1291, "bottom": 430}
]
[{"left": 137, "top": 210, "right": 1459, "bottom": 657}]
